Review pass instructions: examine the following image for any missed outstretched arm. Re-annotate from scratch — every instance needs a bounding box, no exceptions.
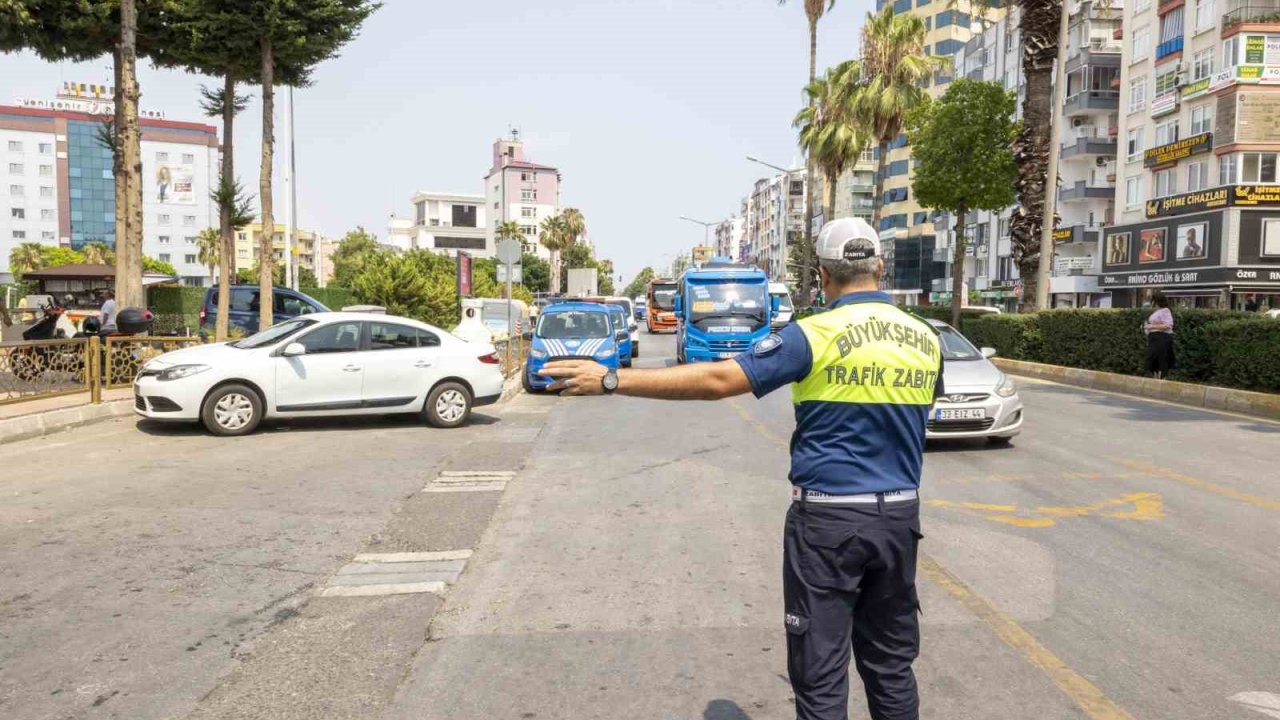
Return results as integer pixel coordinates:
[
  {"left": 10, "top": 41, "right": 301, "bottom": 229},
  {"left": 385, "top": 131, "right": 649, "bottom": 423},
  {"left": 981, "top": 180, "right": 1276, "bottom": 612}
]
[{"left": 539, "top": 359, "right": 753, "bottom": 400}]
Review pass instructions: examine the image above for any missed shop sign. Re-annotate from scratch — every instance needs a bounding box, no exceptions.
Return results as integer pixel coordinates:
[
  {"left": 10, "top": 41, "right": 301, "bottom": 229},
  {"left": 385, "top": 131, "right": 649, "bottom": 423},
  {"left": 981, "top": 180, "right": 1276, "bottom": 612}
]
[
  {"left": 1099, "top": 266, "right": 1280, "bottom": 287},
  {"left": 1246, "top": 35, "right": 1266, "bottom": 64},
  {"left": 1053, "top": 227, "right": 1074, "bottom": 242},
  {"left": 1209, "top": 67, "right": 1238, "bottom": 92},
  {"left": 1145, "top": 186, "right": 1232, "bottom": 218},
  {"left": 1236, "top": 93, "right": 1280, "bottom": 143},
  {"left": 1232, "top": 184, "right": 1280, "bottom": 207},
  {"left": 1180, "top": 78, "right": 1211, "bottom": 98},
  {"left": 1143, "top": 133, "right": 1212, "bottom": 168},
  {"left": 1150, "top": 93, "right": 1179, "bottom": 118}
]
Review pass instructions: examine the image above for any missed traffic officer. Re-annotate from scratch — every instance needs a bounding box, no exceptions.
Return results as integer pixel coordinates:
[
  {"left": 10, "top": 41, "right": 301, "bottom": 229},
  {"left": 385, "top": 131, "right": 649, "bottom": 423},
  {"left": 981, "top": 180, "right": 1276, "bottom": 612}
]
[{"left": 539, "top": 217, "right": 944, "bottom": 720}]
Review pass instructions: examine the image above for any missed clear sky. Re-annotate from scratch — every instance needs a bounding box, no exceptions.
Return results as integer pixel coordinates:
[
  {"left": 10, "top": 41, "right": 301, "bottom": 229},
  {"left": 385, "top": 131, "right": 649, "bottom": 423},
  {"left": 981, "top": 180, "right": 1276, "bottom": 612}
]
[{"left": 2, "top": 0, "right": 874, "bottom": 284}]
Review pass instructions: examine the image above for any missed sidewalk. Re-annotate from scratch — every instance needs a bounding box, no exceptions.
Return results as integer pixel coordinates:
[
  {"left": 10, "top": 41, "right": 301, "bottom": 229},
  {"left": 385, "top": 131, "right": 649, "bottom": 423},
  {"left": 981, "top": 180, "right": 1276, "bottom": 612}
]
[{"left": 0, "top": 388, "right": 134, "bottom": 445}]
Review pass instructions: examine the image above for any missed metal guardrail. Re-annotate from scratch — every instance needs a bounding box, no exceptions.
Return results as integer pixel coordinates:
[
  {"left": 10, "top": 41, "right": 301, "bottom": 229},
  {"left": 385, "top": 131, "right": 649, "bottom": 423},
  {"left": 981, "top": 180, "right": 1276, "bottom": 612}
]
[
  {"left": 103, "top": 336, "right": 203, "bottom": 389},
  {"left": 0, "top": 337, "right": 91, "bottom": 406},
  {"left": 494, "top": 335, "right": 526, "bottom": 379},
  {"left": 1223, "top": 4, "right": 1280, "bottom": 27}
]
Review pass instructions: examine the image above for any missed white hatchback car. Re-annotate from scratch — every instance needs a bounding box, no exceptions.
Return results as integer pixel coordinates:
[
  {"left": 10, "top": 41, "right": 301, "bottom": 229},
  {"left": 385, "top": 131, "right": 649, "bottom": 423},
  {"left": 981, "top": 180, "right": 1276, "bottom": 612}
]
[
  {"left": 133, "top": 312, "right": 505, "bottom": 436},
  {"left": 925, "top": 319, "right": 1024, "bottom": 444}
]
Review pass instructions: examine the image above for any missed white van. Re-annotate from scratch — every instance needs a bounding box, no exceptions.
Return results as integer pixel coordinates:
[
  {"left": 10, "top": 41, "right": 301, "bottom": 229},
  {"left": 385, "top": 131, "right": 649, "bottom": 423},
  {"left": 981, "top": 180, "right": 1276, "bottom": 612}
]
[{"left": 769, "top": 282, "right": 795, "bottom": 330}]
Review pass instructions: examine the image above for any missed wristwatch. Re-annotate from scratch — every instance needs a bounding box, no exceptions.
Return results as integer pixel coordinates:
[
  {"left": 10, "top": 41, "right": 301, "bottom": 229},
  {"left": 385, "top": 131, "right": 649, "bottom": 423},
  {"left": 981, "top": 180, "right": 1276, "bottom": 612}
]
[{"left": 601, "top": 369, "right": 619, "bottom": 395}]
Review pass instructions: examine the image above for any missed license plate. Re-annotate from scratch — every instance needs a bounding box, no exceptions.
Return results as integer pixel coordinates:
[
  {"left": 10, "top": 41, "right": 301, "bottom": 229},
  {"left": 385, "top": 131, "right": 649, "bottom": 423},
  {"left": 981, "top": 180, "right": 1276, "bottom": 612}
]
[
  {"left": 717, "top": 351, "right": 737, "bottom": 359},
  {"left": 936, "top": 408, "right": 986, "bottom": 421}
]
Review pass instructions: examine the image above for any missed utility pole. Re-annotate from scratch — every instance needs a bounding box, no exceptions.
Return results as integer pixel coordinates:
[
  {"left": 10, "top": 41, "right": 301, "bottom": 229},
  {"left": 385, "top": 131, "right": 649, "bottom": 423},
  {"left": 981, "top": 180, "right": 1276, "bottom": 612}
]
[
  {"left": 283, "top": 85, "right": 299, "bottom": 290},
  {"left": 1036, "top": 0, "right": 1071, "bottom": 311}
]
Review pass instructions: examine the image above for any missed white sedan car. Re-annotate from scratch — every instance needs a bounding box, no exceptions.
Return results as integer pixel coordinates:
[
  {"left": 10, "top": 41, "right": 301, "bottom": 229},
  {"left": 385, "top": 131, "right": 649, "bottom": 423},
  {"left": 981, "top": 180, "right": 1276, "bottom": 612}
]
[
  {"left": 925, "top": 319, "right": 1024, "bottom": 444},
  {"left": 133, "top": 312, "right": 505, "bottom": 436}
]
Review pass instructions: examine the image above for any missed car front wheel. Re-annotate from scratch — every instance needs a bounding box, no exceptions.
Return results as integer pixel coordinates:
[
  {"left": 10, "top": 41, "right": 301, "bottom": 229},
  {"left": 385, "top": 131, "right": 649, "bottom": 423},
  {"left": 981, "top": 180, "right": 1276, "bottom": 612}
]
[
  {"left": 426, "top": 381, "right": 472, "bottom": 428},
  {"left": 201, "top": 384, "right": 262, "bottom": 436}
]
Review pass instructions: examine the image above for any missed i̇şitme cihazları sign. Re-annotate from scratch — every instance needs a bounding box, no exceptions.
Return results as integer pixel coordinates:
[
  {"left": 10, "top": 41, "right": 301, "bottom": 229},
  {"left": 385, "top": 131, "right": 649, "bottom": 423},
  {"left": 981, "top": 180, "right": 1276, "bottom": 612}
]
[
  {"left": 1143, "top": 133, "right": 1212, "bottom": 168},
  {"left": 1142, "top": 185, "right": 1280, "bottom": 218}
]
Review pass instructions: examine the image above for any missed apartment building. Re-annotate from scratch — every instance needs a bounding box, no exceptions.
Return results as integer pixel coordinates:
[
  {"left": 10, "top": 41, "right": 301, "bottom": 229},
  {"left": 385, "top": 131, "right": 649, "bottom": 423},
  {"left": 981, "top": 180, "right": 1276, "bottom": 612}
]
[
  {"left": 483, "top": 131, "right": 560, "bottom": 261},
  {"left": 1105, "top": 0, "right": 1280, "bottom": 307},
  {"left": 386, "top": 192, "right": 487, "bottom": 257},
  {"left": 741, "top": 169, "right": 806, "bottom": 281},
  {"left": 713, "top": 216, "right": 746, "bottom": 262},
  {"left": 811, "top": 148, "right": 878, "bottom": 226}
]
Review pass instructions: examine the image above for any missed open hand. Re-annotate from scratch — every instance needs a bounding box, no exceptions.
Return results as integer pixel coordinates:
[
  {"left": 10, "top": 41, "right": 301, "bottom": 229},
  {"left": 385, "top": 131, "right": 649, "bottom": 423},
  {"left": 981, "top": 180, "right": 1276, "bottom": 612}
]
[{"left": 538, "top": 360, "right": 608, "bottom": 396}]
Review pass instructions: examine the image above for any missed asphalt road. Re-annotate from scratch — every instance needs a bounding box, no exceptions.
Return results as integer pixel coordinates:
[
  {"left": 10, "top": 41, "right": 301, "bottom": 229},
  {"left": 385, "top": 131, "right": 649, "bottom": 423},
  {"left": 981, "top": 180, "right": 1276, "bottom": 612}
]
[{"left": 2, "top": 329, "right": 1278, "bottom": 719}]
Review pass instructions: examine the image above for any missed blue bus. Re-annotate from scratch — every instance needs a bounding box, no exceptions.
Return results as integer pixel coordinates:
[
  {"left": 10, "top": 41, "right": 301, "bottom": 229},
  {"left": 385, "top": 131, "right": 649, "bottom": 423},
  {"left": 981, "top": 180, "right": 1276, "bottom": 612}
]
[{"left": 673, "top": 261, "right": 777, "bottom": 364}]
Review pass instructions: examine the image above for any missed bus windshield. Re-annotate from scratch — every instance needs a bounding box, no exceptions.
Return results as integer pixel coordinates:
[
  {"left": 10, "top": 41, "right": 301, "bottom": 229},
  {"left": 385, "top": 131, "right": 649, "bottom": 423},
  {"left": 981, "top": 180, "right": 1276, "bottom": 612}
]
[
  {"left": 650, "top": 284, "right": 677, "bottom": 310},
  {"left": 687, "top": 282, "right": 767, "bottom": 324}
]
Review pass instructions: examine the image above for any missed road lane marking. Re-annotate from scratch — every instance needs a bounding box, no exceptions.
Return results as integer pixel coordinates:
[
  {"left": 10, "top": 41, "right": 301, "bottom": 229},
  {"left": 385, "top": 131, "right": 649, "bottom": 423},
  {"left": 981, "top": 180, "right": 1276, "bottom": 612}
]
[
  {"left": 422, "top": 470, "right": 514, "bottom": 493},
  {"left": 926, "top": 492, "right": 1164, "bottom": 528},
  {"left": 353, "top": 550, "right": 473, "bottom": 563},
  {"left": 918, "top": 554, "right": 1137, "bottom": 720},
  {"left": 730, "top": 392, "right": 1134, "bottom": 717},
  {"left": 1231, "top": 691, "right": 1280, "bottom": 719},
  {"left": 319, "top": 582, "right": 445, "bottom": 598},
  {"left": 1118, "top": 459, "right": 1280, "bottom": 512}
]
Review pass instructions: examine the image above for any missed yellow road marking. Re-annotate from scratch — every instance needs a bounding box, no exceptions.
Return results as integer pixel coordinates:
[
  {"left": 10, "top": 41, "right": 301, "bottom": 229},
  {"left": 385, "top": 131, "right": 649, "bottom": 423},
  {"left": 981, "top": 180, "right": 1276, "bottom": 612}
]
[
  {"left": 918, "top": 554, "right": 1136, "bottom": 720},
  {"left": 729, "top": 394, "right": 1134, "bottom": 718},
  {"left": 1118, "top": 459, "right": 1280, "bottom": 512},
  {"left": 926, "top": 492, "right": 1164, "bottom": 528}
]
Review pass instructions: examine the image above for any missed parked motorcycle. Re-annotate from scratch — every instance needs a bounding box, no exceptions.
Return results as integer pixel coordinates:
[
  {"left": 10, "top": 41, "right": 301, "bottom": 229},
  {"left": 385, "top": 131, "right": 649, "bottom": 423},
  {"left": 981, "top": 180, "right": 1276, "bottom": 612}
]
[{"left": 11, "top": 301, "right": 81, "bottom": 382}]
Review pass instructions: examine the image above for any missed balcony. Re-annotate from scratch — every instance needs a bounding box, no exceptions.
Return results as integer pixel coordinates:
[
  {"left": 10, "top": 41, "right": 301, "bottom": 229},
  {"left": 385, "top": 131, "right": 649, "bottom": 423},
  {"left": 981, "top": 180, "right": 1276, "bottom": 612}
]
[
  {"left": 1223, "top": 3, "right": 1280, "bottom": 29},
  {"left": 1155, "top": 36, "right": 1184, "bottom": 60},
  {"left": 1063, "top": 90, "right": 1119, "bottom": 116},
  {"left": 1060, "top": 129, "right": 1118, "bottom": 158},
  {"left": 1059, "top": 180, "right": 1114, "bottom": 202},
  {"left": 1066, "top": 40, "right": 1122, "bottom": 73}
]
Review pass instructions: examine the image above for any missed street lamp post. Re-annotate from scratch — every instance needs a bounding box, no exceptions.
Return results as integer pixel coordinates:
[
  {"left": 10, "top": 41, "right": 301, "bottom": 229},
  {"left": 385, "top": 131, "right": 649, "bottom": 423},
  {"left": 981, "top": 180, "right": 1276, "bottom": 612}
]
[{"left": 678, "top": 215, "right": 716, "bottom": 254}]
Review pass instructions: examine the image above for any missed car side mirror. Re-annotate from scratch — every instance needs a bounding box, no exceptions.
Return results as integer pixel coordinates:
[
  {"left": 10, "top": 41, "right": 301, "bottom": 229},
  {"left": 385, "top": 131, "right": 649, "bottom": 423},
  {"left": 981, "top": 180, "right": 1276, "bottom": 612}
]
[
  {"left": 981, "top": 347, "right": 998, "bottom": 359},
  {"left": 673, "top": 296, "right": 683, "bottom": 314},
  {"left": 616, "top": 330, "right": 628, "bottom": 341},
  {"left": 281, "top": 342, "right": 307, "bottom": 357},
  {"left": 771, "top": 296, "right": 781, "bottom": 314}
]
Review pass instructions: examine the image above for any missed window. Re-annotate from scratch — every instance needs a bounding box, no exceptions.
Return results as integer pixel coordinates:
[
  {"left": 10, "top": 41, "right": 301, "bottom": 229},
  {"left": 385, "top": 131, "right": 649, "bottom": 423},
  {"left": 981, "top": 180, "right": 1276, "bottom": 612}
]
[
  {"left": 41, "top": 209, "right": 54, "bottom": 221},
  {"left": 1154, "top": 167, "right": 1178, "bottom": 197},
  {"left": 237, "top": 248, "right": 249, "bottom": 258},
  {"left": 274, "top": 294, "right": 320, "bottom": 316},
  {"left": 158, "top": 213, "right": 170, "bottom": 225},
  {"left": 156, "top": 152, "right": 169, "bottom": 162},
  {"left": 7, "top": 141, "right": 21, "bottom": 152},
  {"left": 887, "top": 159, "right": 910, "bottom": 176},
  {"left": 1192, "top": 48, "right": 1214, "bottom": 81},
  {"left": 1129, "top": 76, "right": 1148, "bottom": 112},
  {"left": 158, "top": 235, "right": 171, "bottom": 244},
  {"left": 9, "top": 163, "right": 23, "bottom": 174},
  {"left": 1224, "top": 38, "right": 1239, "bottom": 68},
  {"left": 297, "top": 321, "right": 362, "bottom": 354},
  {"left": 1126, "top": 176, "right": 1143, "bottom": 209},
  {"left": 1220, "top": 154, "right": 1238, "bottom": 184},
  {"left": 1132, "top": 28, "right": 1150, "bottom": 62},
  {"left": 1158, "top": 8, "right": 1184, "bottom": 46},
  {"left": 182, "top": 153, "right": 194, "bottom": 164},
  {"left": 368, "top": 322, "right": 440, "bottom": 350},
  {"left": 11, "top": 207, "right": 24, "bottom": 219},
  {"left": 935, "top": 10, "right": 970, "bottom": 27},
  {"left": 1134, "top": 0, "right": 1151, "bottom": 11},
  {"left": 39, "top": 185, "right": 52, "bottom": 198},
  {"left": 451, "top": 204, "right": 477, "bottom": 228},
  {"left": 521, "top": 207, "right": 536, "bottom": 218},
  {"left": 38, "top": 164, "right": 51, "bottom": 177},
  {"left": 158, "top": 253, "right": 171, "bottom": 262},
  {"left": 1241, "top": 152, "right": 1279, "bottom": 183},
  {"left": 1187, "top": 161, "right": 1208, "bottom": 191},
  {"left": 520, "top": 225, "right": 537, "bottom": 236},
  {"left": 185, "top": 236, "right": 197, "bottom": 244},
  {"left": 1126, "top": 127, "right": 1144, "bottom": 160},
  {"left": 433, "top": 236, "right": 486, "bottom": 250},
  {"left": 41, "top": 231, "right": 54, "bottom": 241},
  {"left": 183, "top": 215, "right": 195, "bottom": 226},
  {"left": 184, "top": 254, "right": 197, "bottom": 264},
  {"left": 521, "top": 189, "right": 536, "bottom": 201},
  {"left": 39, "top": 142, "right": 52, "bottom": 154},
  {"left": 1154, "top": 119, "right": 1179, "bottom": 146},
  {"left": 1154, "top": 67, "right": 1179, "bottom": 96},
  {"left": 9, "top": 184, "right": 23, "bottom": 196},
  {"left": 1263, "top": 218, "right": 1280, "bottom": 256},
  {"left": 1194, "top": 0, "right": 1216, "bottom": 31},
  {"left": 12, "top": 230, "right": 25, "bottom": 240},
  {"left": 935, "top": 39, "right": 965, "bottom": 56},
  {"left": 1190, "top": 105, "right": 1213, "bottom": 135}
]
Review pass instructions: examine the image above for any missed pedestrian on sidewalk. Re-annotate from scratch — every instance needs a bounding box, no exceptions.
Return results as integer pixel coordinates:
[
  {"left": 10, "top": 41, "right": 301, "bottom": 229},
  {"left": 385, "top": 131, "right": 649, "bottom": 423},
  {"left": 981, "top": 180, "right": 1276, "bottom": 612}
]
[
  {"left": 99, "top": 290, "right": 117, "bottom": 332},
  {"left": 1143, "top": 293, "right": 1175, "bottom": 380},
  {"left": 540, "top": 217, "right": 944, "bottom": 720}
]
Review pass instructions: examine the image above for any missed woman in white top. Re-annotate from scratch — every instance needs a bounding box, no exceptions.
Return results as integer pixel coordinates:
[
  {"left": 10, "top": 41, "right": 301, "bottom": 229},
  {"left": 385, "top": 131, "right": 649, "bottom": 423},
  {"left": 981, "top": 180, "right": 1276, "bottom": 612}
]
[{"left": 1143, "top": 293, "right": 1175, "bottom": 379}]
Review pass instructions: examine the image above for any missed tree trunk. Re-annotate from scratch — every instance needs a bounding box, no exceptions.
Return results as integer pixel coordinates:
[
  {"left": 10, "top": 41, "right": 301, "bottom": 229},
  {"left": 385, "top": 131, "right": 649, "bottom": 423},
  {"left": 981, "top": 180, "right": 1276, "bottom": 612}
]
[
  {"left": 216, "top": 73, "right": 235, "bottom": 341},
  {"left": 951, "top": 201, "right": 967, "bottom": 329},
  {"left": 825, "top": 169, "right": 838, "bottom": 225},
  {"left": 1010, "top": 0, "right": 1061, "bottom": 311},
  {"left": 258, "top": 39, "right": 275, "bottom": 331},
  {"left": 115, "top": 0, "right": 144, "bottom": 310},
  {"left": 799, "top": 17, "right": 819, "bottom": 305},
  {"left": 112, "top": 48, "right": 127, "bottom": 305}
]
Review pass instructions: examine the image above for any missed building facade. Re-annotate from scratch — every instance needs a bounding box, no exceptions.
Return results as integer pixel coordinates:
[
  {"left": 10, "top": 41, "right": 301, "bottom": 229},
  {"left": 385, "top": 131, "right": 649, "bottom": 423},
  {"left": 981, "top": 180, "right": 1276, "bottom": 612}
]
[
  {"left": 1, "top": 84, "right": 219, "bottom": 285},
  {"left": 741, "top": 169, "right": 806, "bottom": 282},
  {"left": 233, "top": 223, "right": 326, "bottom": 279},
  {"left": 1104, "top": 0, "right": 1280, "bottom": 307},
  {"left": 484, "top": 132, "right": 560, "bottom": 261},
  {"left": 714, "top": 216, "right": 746, "bottom": 262},
  {"left": 386, "top": 192, "right": 487, "bottom": 257}
]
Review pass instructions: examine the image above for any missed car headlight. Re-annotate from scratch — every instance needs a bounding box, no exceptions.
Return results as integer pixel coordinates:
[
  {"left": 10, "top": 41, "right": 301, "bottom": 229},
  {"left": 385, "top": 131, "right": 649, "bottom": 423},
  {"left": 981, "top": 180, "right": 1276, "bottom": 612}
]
[
  {"left": 529, "top": 348, "right": 547, "bottom": 359},
  {"left": 995, "top": 373, "right": 1017, "bottom": 398},
  {"left": 595, "top": 347, "right": 615, "bottom": 359},
  {"left": 158, "top": 364, "right": 211, "bottom": 382}
]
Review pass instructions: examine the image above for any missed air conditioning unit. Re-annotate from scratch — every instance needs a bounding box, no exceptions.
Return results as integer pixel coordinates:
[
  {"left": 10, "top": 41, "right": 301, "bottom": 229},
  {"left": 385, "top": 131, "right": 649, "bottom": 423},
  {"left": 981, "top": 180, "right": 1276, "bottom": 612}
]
[
  {"left": 1072, "top": 117, "right": 1089, "bottom": 128},
  {"left": 1174, "top": 73, "right": 1189, "bottom": 86},
  {"left": 1096, "top": 156, "right": 1109, "bottom": 167}
]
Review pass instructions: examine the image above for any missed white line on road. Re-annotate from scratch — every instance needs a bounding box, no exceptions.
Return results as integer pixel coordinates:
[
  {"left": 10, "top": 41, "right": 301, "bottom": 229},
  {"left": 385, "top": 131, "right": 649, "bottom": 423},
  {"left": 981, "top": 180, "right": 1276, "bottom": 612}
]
[
  {"left": 438, "top": 471, "right": 518, "bottom": 478},
  {"left": 1231, "top": 692, "right": 1280, "bottom": 719},
  {"left": 422, "top": 483, "right": 507, "bottom": 493},
  {"left": 319, "top": 582, "right": 446, "bottom": 598},
  {"left": 353, "top": 550, "right": 473, "bottom": 563}
]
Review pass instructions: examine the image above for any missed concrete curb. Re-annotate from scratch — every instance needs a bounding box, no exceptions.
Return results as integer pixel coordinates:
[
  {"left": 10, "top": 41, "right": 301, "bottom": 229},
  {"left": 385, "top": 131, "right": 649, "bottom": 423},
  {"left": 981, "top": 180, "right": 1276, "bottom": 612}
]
[
  {"left": 992, "top": 358, "right": 1280, "bottom": 421},
  {"left": 497, "top": 364, "right": 525, "bottom": 404},
  {"left": 0, "top": 398, "right": 134, "bottom": 446}
]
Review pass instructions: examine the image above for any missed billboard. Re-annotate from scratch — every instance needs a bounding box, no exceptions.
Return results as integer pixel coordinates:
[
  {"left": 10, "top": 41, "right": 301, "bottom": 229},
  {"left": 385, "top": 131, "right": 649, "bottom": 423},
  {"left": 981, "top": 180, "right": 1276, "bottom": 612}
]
[{"left": 155, "top": 164, "right": 195, "bottom": 205}]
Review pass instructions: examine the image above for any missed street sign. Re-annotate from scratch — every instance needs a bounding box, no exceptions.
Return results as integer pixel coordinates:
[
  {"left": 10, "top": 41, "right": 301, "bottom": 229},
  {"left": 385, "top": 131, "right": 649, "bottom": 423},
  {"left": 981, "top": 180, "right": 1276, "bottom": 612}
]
[
  {"left": 497, "top": 264, "right": 522, "bottom": 284},
  {"left": 495, "top": 239, "right": 522, "bottom": 265}
]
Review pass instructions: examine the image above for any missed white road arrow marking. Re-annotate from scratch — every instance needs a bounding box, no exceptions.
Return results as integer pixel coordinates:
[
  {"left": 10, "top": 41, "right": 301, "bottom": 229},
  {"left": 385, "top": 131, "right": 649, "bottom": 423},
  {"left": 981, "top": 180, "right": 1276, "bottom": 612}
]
[{"left": 1230, "top": 692, "right": 1280, "bottom": 719}]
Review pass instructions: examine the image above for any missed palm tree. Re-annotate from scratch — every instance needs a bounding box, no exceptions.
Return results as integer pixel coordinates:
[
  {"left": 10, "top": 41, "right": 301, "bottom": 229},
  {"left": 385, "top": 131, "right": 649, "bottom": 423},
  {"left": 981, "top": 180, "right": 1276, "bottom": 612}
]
[
  {"left": 197, "top": 227, "right": 221, "bottom": 285},
  {"left": 795, "top": 60, "right": 868, "bottom": 229},
  {"left": 561, "top": 207, "right": 585, "bottom": 246},
  {"left": 778, "top": 0, "right": 837, "bottom": 301},
  {"left": 81, "top": 241, "right": 115, "bottom": 266},
  {"left": 539, "top": 214, "right": 570, "bottom": 293},
  {"left": 495, "top": 220, "right": 525, "bottom": 253},
  {"left": 9, "top": 243, "right": 45, "bottom": 277},
  {"left": 857, "top": 7, "right": 949, "bottom": 233}
]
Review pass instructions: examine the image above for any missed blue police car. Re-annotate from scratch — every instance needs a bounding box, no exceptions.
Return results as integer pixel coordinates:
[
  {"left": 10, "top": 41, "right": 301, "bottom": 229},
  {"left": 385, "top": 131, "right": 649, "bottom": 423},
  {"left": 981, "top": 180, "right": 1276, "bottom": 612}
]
[
  {"left": 523, "top": 302, "right": 626, "bottom": 393},
  {"left": 606, "top": 304, "right": 634, "bottom": 367}
]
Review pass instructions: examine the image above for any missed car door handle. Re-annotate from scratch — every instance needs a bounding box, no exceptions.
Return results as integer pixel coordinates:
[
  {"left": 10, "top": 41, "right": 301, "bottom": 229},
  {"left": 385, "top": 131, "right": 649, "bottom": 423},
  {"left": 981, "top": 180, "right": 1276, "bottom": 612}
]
[
  {"left": 414, "top": 360, "right": 432, "bottom": 368},
  {"left": 342, "top": 365, "right": 361, "bottom": 372}
]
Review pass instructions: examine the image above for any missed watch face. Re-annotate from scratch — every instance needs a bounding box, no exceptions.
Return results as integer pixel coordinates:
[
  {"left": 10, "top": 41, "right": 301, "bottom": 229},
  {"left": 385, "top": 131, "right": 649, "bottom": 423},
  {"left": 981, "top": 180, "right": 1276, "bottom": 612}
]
[{"left": 603, "top": 370, "right": 619, "bottom": 391}]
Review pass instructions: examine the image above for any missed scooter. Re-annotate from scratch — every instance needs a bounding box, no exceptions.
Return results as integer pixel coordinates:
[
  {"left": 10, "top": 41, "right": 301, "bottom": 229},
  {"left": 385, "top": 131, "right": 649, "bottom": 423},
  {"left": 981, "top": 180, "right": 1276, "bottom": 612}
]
[{"left": 11, "top": 301, "right": 82, "bottom": 382}]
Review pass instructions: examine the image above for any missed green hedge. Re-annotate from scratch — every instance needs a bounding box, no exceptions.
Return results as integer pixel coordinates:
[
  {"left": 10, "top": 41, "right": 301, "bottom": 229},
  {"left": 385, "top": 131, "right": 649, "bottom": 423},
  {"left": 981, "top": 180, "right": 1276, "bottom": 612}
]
[
  {"left": 956, "top": 308, "right": 1280, "bottom": 393},
  {"left": 148, "top": 286, "right": 206, "bottom": 336}
]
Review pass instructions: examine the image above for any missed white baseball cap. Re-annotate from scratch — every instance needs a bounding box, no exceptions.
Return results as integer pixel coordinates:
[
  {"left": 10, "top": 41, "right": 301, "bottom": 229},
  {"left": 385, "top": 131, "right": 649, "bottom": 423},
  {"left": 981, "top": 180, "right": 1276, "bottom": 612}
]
[{"left": 816, "top": 217, "right": 881, "bottom": 262}]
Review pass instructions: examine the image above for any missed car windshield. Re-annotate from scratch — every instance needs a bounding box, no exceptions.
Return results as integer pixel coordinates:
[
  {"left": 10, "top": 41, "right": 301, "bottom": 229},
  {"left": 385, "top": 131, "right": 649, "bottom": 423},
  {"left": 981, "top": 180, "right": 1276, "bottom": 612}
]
[
  {"left": 688, "top": 281, "right": 767, "bottom": 324},
  {"left": 609, "top": 309, "right": 626, "bottom": 330},
  {"left": 612, "top": 299, "right": 632, "bottom": 316},
  {"left": 773, "top": 292, "right": 794, "bottom": 311},
  {"left": 537, "top": 311, "right": 610, "bottom": 339},
  {"left": 936, "top": 324, "right": 982, "bottom": 361},
  {"left": 651, "top": 286, "right": 677, "bottom": 310},
  {"left": 230, "top": 318, "right": 315, "bottom": 349}
]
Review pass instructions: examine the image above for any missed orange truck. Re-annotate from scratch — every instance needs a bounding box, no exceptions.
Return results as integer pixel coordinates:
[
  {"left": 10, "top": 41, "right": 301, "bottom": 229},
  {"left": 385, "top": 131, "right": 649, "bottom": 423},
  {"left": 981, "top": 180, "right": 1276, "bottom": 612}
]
[{"left": 645, "top": 278, "right": 679, "bottom": 333}]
